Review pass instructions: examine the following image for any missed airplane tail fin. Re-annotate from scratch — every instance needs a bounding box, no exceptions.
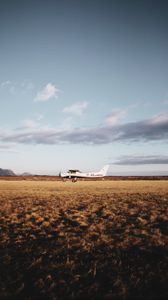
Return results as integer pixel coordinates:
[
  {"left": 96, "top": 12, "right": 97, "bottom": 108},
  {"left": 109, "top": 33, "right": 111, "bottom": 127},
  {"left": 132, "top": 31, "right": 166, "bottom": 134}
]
[{"left": 99, "top": 165, "right": 109, "bottom": 176}]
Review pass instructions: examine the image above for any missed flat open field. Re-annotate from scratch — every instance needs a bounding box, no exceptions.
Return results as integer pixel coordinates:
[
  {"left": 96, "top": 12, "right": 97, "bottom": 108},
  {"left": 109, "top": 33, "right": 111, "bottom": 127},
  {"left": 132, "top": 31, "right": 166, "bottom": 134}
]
[{"left": 0, "top": 180, "right": 168, "bottom": 300}]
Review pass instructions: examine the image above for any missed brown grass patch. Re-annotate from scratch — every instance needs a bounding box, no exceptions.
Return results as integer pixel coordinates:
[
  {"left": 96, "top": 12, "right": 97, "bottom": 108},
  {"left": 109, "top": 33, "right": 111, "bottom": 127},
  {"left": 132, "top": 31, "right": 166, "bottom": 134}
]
[{"left": 0, "top": 180, "right": 168, "bottom": 300}]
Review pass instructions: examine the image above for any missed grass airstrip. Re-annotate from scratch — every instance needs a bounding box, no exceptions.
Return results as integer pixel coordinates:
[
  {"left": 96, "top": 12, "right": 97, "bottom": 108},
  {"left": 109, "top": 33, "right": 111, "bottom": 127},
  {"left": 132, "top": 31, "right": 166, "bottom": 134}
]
[{"left": 0, "top": 179, "right": 168, "bottom": 300}]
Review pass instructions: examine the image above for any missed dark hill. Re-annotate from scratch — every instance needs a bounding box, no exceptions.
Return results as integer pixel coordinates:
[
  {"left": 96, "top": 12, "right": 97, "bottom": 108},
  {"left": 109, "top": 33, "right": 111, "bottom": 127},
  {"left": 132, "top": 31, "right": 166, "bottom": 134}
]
[{"left": 0, "top": 168, "right": 16, "bottom": 176}]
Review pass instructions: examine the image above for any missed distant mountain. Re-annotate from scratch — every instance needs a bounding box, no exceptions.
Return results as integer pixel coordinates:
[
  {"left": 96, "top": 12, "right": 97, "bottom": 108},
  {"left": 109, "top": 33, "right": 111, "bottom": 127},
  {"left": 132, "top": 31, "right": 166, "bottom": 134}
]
[
  {"left": 0, "top": 168, "right": 16, "bottom": 176},
  {"left": 21, "top": 172, "right": 33, "bottom": 176}
]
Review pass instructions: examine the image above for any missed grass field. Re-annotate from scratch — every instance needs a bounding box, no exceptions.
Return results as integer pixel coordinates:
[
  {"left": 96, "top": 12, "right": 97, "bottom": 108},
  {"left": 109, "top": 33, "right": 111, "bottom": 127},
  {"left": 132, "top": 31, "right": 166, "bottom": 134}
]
[{"left": 0, "top": 180, "right": 168, "bottom": 300}]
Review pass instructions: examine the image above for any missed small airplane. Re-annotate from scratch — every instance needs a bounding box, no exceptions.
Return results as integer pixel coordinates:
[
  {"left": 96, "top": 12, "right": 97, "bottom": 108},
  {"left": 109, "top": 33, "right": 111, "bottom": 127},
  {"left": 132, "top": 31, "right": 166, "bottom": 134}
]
[{"left": 60, "top": 165, "right": 109, "bottom": 180}]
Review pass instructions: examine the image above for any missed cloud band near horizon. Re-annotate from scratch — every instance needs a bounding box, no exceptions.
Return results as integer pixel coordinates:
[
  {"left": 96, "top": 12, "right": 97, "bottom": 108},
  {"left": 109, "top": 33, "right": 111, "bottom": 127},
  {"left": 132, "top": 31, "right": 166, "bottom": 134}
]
[
  {"left": 113, "top": 155, "right": 168, "bottom": 165},
  {"left": 1, "top": 113, "right": 168, "bottom": 145}
]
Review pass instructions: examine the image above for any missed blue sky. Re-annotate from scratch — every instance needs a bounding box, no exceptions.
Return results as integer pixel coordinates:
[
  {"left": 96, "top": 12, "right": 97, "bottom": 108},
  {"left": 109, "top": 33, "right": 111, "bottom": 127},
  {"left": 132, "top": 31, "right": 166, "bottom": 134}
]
[{"left": 0, "top": 0, "right": 168, "bottom": 175}]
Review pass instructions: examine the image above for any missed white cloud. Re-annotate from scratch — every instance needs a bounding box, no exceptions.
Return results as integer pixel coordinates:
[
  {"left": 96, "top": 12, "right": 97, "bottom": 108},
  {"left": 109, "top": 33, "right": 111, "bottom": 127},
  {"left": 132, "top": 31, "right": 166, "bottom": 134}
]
[
  {"left": 0, "top": 80, "right": 34, "bottom": 94},
  {"left": 63, "top": 101, "right": 88, "bottom": 116},
  {"left": 17, "top": 115, "right": 44, "bottom": 130},
  {"left": 34, "top": 83, "right": 59, "bottom": 102},
  {"left": 0, "top": 80, "right": 15, "bottom": 94},
  {"left": 105, "top": 109, "right": 127, "bottom": 126},
  {"left": 147, "top": 113, "right": 168, "bottom": 125},
  {"left": 22, "top": 119, "right": 39, "bottom": 129}
]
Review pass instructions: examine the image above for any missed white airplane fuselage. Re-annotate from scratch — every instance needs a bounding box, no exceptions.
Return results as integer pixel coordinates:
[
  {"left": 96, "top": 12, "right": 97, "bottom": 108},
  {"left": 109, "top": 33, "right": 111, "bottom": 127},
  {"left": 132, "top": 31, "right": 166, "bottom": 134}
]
[{"left": 60, "top": 165, "right": 109, "bottom": 179}]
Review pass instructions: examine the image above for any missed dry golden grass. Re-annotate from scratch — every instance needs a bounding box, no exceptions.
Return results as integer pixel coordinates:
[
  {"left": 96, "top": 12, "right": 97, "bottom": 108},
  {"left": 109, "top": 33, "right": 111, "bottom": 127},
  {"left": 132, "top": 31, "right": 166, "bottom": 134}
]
[{"left": 0, "top": 180, "right": 168, "bottom": 300}]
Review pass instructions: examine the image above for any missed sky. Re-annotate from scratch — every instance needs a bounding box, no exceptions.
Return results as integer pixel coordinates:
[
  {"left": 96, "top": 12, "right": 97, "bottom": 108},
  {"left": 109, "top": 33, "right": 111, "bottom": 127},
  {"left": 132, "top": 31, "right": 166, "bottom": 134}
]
[{"left": 0, "top": 0, "right": 168, "bottom": 175}]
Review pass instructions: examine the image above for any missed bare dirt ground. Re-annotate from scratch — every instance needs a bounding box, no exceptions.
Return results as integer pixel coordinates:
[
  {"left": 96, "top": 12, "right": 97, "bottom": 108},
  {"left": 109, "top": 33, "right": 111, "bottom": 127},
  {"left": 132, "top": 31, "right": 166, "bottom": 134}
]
[{"left": 0, "top": 180, "right": 168, "bottom": 300}]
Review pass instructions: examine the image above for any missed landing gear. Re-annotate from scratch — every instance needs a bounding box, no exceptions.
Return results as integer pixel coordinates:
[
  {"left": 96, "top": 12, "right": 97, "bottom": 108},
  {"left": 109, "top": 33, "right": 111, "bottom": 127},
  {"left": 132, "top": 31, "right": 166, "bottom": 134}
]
[
  {"left": 72, "top": 177, "right": 77, "bottom": 183},
  {"left": 62, "top": 177, "right": 77, "bottom": 182}
]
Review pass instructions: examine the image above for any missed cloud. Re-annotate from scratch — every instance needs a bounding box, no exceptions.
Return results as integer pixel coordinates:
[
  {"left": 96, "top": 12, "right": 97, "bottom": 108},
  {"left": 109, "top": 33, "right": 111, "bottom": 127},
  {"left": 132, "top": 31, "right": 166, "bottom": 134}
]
[
  {"left": 0, "top": 113, "right": 168, "bottom": 145},
  {"left": 16, "top": 115, "right": 45, "bottom": 130},
  {"left": 105, "top": 109, "right": 127, "bottom": 125},
  {"left": 113, "top": 155, "right": 168, "bottom": 165},
  {"left": 0, "top": 80, "right": 15, "bottom": 94},
  {"left": 34, "top": 83, "right": 59, "bottom": 102},
  {"left": 21, "top": 80, "right": 34, "bottom": 90},
  {"left": 0, "top": 81, "right": 12, "bottom": 88},
  {"left": 21, "top": 119, "right": 40, "bottom": 129},
  {"left": 0, "top": 143, "right": 18, "bottom": 153},
  {"left": 15, "top": 113, "right": 43, "bottom": 131},
  {"left": 0, "top": 144, "right": 13, "bottom": 149},
  {"left": 0, "top": 80, "right": 34, "bottom": 94},
  {"left": 147, "top": 113, "right": 168, "bottom": 125},
  {"left": 63, "top": 101, "right": 88, "bottom": 116}
]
